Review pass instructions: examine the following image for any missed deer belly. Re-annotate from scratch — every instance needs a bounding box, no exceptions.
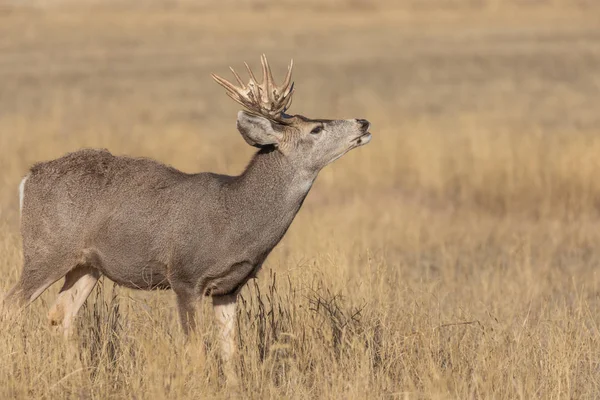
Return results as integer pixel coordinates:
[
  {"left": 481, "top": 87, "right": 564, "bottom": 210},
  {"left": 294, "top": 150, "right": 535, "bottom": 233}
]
[
  {"left": 81, "top": 247, "right": 170, "bottom": 290},
  {"left": 104, "top": 261, "right": 170, "bottom": 290}
]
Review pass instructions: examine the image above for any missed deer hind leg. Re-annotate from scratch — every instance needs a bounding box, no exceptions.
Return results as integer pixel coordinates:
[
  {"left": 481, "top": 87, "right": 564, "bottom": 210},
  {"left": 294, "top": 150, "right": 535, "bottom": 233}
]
[
  {"left": 213, "top": 293, "right": 238, "bottom": 384},
  {"left": 48, "top": 265, "right": 100, "bottom": 338},
  {"left": 4, "top": 278, "right": 54, "bottom": 311},
  {"left": 3, "top": 255, "right": 76, "bottom": 313}
]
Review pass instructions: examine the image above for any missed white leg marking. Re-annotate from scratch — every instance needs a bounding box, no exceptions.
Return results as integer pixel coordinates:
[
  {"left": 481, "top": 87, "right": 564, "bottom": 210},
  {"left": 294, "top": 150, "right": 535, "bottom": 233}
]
[
  {"left": 48, "top": 268, "right": 100, "bottom": 338},
  {"left": 62, "top": 274, "right": 99, "bottom": 338},
  {"left": 213, "top": 294, "right": 237, "bottom": 363},
  {"left": 18, "top": 174, "right": 29, "bottom": 215}
]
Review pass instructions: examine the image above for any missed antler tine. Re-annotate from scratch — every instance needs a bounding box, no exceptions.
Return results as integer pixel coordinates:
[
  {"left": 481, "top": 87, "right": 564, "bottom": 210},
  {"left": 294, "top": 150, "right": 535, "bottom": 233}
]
[
  {"left": 211, "top": 73, "right": 240, "bottom": 94},
  {"left": 229, "top": 67, "right": 246, "bottom": 88},
  {"left": 282, "top": 86, "right": 294, "bottom": 112},
  {"left": 244, "top": 62, "right": 259, "bottom": 86},
  {"left": 279, "top": 59, "right": 294, "bottom": 95},
  {"left": 261, "top": 54, "right": 276, "bottom": 99},
  {"left": 243, "top": 61, "right": 261, "bottom": 102},
  {"left": 212, "top": 72, "right": 254, "bottom": 110}
]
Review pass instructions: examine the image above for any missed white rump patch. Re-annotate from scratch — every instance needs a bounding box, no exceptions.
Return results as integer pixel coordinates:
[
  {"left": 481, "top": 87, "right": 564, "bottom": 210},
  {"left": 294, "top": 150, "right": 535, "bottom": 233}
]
[{"left": 19, "top": 174, "right": 29, "bottom": 215}]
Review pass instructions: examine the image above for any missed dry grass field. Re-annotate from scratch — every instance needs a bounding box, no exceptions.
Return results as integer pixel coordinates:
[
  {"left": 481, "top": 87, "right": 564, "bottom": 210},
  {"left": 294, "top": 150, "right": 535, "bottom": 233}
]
[{"left": 1, "top": 1, "right": 600, "bottom": 398}]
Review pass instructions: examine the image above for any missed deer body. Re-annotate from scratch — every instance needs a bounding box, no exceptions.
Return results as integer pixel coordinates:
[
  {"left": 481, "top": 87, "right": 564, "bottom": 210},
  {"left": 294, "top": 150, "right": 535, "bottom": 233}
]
[
  {"left": 5, "top": 56, "right": 371, "bottom": 379},
  {"left": 20, "top": 147, "right": 311, "bottom": 294}
]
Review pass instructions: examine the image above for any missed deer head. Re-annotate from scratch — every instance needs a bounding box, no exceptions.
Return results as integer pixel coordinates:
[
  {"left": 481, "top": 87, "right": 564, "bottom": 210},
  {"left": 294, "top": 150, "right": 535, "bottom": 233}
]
[{"left": 212, "top": 55, "right": 371, "bottom": 173}]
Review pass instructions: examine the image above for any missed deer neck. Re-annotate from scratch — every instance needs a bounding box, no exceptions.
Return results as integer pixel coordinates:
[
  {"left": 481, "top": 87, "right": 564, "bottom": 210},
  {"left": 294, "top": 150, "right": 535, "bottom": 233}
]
[{"left": 227, "top": 147, "right": 317, "bottom": 232}]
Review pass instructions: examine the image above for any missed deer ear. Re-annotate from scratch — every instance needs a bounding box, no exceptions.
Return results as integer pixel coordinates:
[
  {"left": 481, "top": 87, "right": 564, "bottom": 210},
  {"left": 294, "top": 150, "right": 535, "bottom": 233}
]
[{"left": 236, "top": 111, "right": 283, "bottom": 148}]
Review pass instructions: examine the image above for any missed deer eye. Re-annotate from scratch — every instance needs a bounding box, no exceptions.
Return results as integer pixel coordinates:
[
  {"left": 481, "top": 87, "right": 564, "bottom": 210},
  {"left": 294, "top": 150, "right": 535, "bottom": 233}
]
[{"left": 310, "top": 125, "right": 323, "bottom": 135}]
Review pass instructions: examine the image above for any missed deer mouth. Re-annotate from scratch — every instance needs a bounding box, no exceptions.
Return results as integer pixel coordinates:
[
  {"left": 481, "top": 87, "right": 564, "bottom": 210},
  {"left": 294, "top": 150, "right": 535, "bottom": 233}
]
[{"left": 352, "top": 132, "right": 372, "bottom": 147}]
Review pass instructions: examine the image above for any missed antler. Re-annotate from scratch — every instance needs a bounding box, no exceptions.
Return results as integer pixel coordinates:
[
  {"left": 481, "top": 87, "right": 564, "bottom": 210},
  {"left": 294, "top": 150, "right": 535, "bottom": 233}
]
[{"left": 212, "top": 54, "right": 294, "bottom": 121}]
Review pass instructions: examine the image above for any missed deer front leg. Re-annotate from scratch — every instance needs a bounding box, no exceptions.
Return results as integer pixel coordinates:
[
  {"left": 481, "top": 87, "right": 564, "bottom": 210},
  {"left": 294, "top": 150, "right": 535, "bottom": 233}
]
[
  {"left": 213, "top": 293, "right": 237, "bottom": 383},
  {"left": 174, "top": 287, "right": 210, "bottom": 375},
  {"left": 174, "top": 287, "right": 199, "bottom": 336}
]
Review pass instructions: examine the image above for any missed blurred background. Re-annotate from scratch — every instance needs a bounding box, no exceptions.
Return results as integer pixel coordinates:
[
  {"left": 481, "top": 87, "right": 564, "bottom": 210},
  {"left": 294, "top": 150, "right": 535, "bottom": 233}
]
[{"left": 1, "top": 1, "right": 600, "bottom": 398}]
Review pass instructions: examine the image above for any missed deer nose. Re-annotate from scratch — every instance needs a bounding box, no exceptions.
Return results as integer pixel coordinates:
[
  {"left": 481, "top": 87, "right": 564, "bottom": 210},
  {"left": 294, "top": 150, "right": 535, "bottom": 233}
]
[{"left": 356, "top": 119, "right": 370, "bottom": 130}]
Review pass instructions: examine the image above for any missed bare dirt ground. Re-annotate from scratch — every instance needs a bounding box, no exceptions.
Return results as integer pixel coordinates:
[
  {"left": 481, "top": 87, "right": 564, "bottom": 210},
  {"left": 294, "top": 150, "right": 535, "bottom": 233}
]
[{"left": 1, "top": 1, "right": 600, "bottom": 398}]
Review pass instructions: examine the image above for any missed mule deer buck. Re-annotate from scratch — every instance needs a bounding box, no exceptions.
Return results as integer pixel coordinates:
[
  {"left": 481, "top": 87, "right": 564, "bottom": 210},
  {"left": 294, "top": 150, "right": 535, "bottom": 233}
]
[{"left": 4, "top": 55, "right": 371, "bottom": 374}]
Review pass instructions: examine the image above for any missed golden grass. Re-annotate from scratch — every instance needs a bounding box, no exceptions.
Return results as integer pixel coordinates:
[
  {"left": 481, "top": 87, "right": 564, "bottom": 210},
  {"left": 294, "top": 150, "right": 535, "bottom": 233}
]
[{"left": 1, "top": 3, "right": 600, "bottom": 399}]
